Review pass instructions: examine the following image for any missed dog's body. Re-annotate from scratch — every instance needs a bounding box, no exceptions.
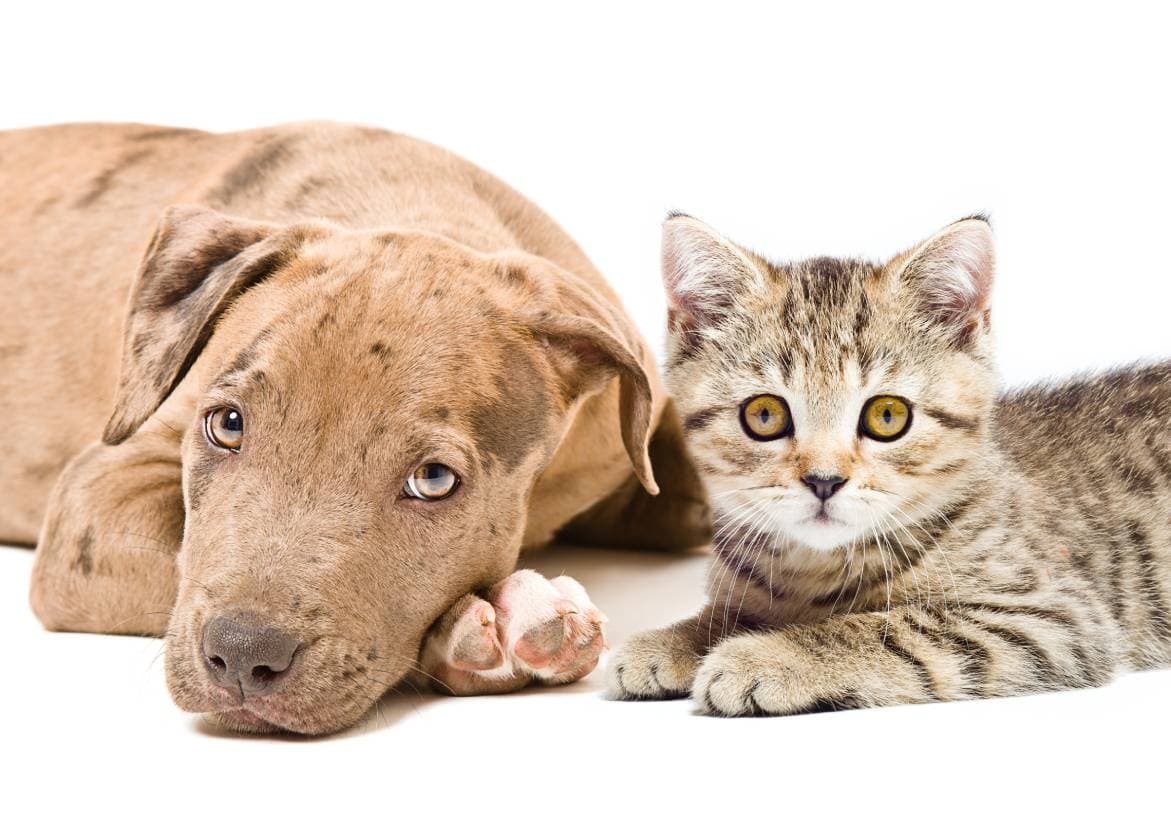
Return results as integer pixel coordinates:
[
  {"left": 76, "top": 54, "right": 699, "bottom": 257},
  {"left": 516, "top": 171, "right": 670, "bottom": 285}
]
[{"left": 0, "top": 122, "right": 708, "bottom": 733}]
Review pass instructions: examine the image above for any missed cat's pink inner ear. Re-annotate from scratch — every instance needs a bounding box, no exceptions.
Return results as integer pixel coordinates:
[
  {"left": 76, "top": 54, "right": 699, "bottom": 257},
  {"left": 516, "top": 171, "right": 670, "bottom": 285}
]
[
  {"left": 899, "top": 217, "right": 995, "bottom": 335},
  {"left": 661, "top": 214, "right": 759, "bottom": 325}
]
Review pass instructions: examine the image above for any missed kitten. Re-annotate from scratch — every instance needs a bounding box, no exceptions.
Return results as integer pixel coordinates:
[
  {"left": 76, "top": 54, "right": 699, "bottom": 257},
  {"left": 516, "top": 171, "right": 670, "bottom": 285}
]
[{"left": 607, "top": 214, "right": 1171, "bottom": 715}]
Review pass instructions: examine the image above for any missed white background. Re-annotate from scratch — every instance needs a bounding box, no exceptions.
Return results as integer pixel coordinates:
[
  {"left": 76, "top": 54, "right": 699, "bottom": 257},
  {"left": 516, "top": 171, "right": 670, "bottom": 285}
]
[{"left": 2, "top": 1, "right": 1169, "bottom": 835}]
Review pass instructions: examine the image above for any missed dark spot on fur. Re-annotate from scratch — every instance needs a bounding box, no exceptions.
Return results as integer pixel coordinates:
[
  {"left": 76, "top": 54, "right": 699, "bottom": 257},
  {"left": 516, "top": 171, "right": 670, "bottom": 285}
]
[
  {"left": 314, "top": 311, "right": 336, "bottom": 335},
  {"left": 74, "top": 528, "right": 95, "bottom": 576},
  {"left": 186, "top": 455, "right": 217, "bottom": 512},
  {"left": 499, "top": 265, "right": 526, "bottom": 286},
  {"left": 285, "top": 175, "right": 330, "bottom": 209},
  {"left": 370, "top": 341, "right": 391, "bottom": 358},
  {"left": 221, "top": 347, "right": 258, "bottom": 381},
  {"left": 74, "top": 149, "right": 152, "bottom": 208},
  {"left": 208, "top": 135, "right": 298, "bottom": 204},
  {"left": 469, "top": 342, "right": 548, "bottom": 470},
  {"left": 34, "top": 194, "right": 60, "bottom": 215},
  {"left": 128, "top": 127, "right": 198, "bottom": 143}
]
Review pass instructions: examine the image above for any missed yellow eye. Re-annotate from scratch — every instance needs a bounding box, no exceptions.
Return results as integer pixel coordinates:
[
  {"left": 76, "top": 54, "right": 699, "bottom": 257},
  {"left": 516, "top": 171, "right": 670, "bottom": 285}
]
[
  {"left": 861, "top": 396, "right": 912, "bottom": 441},
  {"left": 405, "top": 463, "right": 459, "bottom": 500},
  {"left": 739, "top": 395, "right": 792, "bottom": 441},
  {"left": 204, "top": 407, "right": 244, "bottom": 451}
]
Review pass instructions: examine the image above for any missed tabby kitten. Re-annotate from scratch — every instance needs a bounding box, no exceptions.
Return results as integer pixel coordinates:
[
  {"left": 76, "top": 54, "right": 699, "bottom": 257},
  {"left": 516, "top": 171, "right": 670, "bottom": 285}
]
[{"left": 607, "top": 214, "right": 1171, "bottom": 715}]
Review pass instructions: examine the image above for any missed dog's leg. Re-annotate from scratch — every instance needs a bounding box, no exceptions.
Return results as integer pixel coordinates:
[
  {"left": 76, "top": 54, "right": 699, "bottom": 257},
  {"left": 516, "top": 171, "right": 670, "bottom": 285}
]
[
  {"left": 560, "top": 399, "right": 712, "bottom": 552},
  {"left": 417, "top": 569, "right": 607, "bottom": 695},
  {"left": 29, "top": 435, "right": 182, "bottom": 637}
]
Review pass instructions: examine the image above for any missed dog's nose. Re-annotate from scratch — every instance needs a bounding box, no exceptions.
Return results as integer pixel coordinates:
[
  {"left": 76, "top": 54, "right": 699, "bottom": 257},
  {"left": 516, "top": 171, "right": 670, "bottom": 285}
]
[
  {"left": 802, "top": 473, "right": 848, "bottom": 500},
  {"left": 201, "top": 614, "right": 300, "bottom": 695}
]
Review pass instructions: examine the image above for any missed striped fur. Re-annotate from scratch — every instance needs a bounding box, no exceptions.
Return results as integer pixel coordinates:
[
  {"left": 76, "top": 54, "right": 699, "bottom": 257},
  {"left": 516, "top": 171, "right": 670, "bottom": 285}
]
[{"left": 607, "top": 215, "right": 1171, "bottom": 715}]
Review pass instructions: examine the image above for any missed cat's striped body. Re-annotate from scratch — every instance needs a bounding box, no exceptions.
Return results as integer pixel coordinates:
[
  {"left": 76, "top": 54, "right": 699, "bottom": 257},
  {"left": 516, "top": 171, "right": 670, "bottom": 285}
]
[{"left": 607, "top": 215, "right": 1171, "bottom": 714}]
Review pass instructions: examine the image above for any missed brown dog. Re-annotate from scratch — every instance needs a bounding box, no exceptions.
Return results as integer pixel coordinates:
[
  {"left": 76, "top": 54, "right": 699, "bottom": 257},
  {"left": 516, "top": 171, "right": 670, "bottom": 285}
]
[{"left": 0, "top": 122, "right": 709, "bottom": 734}]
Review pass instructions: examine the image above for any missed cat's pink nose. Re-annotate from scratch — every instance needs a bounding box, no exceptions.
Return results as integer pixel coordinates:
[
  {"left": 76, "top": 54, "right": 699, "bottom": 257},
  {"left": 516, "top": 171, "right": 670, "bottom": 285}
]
[{"left": 802, "top": 474, "right": 847, "bottom": 500}]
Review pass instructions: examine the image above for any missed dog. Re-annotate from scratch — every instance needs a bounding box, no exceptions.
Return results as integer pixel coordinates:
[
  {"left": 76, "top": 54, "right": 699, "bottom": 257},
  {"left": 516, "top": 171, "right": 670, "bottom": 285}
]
[{"left": 0, "top": 122, "right": 709, "bottom": 734}]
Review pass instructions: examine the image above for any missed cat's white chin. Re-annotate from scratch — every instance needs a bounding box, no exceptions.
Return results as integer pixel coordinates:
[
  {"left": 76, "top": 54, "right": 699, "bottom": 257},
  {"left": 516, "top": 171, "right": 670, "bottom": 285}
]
[{"left": 784, "top": 514, "right": 859, "bottom": 551}]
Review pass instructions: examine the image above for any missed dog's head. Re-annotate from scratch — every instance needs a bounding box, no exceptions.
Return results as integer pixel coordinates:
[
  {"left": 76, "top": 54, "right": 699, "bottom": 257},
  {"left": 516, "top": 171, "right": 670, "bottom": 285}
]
[{"left": 106, "top": 205, "right": 657, "bottom": 734}]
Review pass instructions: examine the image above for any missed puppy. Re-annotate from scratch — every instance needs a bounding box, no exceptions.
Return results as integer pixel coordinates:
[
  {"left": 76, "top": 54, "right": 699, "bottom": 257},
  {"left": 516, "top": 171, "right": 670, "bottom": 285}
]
[{"left": 0, "top": 122, "right": 709, "bottom": 734}]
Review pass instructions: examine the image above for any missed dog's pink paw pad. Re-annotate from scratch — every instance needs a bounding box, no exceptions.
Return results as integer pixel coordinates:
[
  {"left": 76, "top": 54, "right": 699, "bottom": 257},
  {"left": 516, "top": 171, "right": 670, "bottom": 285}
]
[
  {"left": 419, "top": 571, "right": 606, "bottom": 696},
  {"left": 449, "top": 603, "right": 505, "bottom": 671},
  {"left": 493, "top": 572, "right": 606, "bottom": 683},
  {"left": 514, "top": 614, "right": 570, "bottom": 668}
]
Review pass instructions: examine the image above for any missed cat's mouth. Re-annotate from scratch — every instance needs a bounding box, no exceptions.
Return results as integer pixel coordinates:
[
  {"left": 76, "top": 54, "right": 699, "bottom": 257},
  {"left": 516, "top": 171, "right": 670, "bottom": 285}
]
[{"left": 806, "top": 507, "right": 845, "bottom": 526}]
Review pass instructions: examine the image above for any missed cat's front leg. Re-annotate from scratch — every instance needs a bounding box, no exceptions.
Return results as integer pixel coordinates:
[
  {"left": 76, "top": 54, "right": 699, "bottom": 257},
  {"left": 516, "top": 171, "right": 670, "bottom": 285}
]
[
  {"left": 606, "top": 608, "right": 734, "bottom": 699},
  {"left": 693, "top": 603, "right": 1114, "bottom": 716},
  {"left": 692, "top": 615, "right": 934, "bottom": 715}
]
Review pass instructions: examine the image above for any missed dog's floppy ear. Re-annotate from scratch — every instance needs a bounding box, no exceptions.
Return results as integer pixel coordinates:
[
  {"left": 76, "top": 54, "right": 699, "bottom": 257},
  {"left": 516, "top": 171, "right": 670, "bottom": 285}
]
[
  {"left": 512, "top": 258, "right": 660, "bottom": 496},
  {"left": 103, "top": 204, "right": 301, "bottom": 445}
]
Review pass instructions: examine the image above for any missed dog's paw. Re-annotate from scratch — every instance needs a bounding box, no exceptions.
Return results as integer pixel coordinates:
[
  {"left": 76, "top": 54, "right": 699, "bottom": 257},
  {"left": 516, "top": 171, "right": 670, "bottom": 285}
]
[
  {"left": 606, "top": 625, "right": 702, "bottom": 700},
  {"left": 419, "top": 569, "right": 607, "bottom": 696}
]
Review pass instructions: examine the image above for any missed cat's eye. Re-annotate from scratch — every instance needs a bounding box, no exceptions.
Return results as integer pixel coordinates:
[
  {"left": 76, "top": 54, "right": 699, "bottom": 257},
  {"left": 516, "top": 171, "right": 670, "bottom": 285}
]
[
  {"left": 405, "top": 463, "right": 460, "bottom": 501},
  {"left": 204, "top": 407, "right": 244, "bottom": 451},
  {"left": 740, "top": 394, "right": 793, "bottom": 441},
  {"left": 860, "top": 396, "right": 912, "bottom": 441}
]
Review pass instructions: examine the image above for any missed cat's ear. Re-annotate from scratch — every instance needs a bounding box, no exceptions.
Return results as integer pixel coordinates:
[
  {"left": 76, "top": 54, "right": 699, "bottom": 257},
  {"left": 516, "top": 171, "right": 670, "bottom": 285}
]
[
  {"left": 895, "top": 215, "right": 995, "bottom": 347},
  {"left": 661, "top": 213, "right": 765, "bottom": 333}
]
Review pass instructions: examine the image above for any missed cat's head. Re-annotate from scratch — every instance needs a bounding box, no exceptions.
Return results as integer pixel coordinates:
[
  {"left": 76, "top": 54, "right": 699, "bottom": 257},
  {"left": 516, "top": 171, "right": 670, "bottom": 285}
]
[{"left": 662, "top": 214, "right": 998, "bottom": 553}]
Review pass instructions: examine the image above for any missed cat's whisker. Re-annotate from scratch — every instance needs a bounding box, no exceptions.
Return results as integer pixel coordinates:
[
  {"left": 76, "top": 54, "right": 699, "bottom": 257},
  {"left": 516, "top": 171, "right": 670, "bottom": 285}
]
[
  {"left": 890, "top": 496, "right": 963, "bottom": 607},
  {"left": 706, "top": 499, "right": 764, "bottom": 644},
  {"left": 719, "top": 501, "right": 774, "bottom": 636},
  {"left": 728, "top": 510, "right": 775, "bottom": 632},
  {"left": 876, "top": 507, "right": 932, "bottom": 612}
]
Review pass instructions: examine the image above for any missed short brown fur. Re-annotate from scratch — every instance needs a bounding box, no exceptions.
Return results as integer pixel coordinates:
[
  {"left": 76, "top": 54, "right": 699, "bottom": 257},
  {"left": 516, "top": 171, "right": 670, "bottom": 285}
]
[{"left": 0, "top": 122, "right": 710, "bottom": 734}]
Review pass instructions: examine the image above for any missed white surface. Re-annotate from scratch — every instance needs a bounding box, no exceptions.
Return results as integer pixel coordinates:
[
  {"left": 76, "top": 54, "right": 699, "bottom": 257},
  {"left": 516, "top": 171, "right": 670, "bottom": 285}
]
[
  {"left": 4, "top": 543, "right": 1171, "bottom": 834},
  {"left": 4, "top": 1, "right": 1171, "bottom": 834}
]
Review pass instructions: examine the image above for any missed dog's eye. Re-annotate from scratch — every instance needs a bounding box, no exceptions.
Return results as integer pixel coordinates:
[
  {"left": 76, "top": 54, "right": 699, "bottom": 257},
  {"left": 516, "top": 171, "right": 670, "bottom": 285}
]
[
  {"left": 405, "top": 463, "right": 459, "bottom": 500},
  {"left": 860, "top": 396, "right": 912, "bottom": 441},
  {"left": 204, "top": 407, "right": 244, "bottom": 451},
  {"left": 740, "top": 394, "right": 793, "bottom": 441}
]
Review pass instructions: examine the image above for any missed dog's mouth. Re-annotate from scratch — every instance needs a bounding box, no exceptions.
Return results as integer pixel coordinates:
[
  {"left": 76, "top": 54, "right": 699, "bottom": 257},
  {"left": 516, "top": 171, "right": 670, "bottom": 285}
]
[
  {"left": 213, "top": 705, "right": 279, "bottom": 733},
  {"left": 166, "top": 612, "right": 404, "bottom": 736},
  {"left": 202, "top": 688, "right": 317, "bottom": 735}
]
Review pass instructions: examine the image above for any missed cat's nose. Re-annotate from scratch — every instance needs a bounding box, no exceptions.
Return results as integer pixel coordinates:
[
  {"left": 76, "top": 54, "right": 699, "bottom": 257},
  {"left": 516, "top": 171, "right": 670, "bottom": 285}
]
[{"left": 802, "top": 473, "right": 847, "bottom": 500}]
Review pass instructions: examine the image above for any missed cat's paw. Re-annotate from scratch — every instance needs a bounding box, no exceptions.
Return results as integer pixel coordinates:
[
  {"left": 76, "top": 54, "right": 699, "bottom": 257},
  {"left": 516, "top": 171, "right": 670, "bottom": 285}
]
[
  {"left": 606, "top": 625, "right": 703, "bottom": 699},
  {"left": 419, "top": 569, "right": 607, "bottom": 696},
  {"left": 692, "top": 632, "right": 827, "bottom": 716}
]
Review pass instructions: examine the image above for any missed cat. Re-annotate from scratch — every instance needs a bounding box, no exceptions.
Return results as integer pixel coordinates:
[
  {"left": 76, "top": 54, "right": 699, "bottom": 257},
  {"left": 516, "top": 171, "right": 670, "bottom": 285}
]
[{"left": 607, "top": 213, "right": 1171, "bottom": 715}]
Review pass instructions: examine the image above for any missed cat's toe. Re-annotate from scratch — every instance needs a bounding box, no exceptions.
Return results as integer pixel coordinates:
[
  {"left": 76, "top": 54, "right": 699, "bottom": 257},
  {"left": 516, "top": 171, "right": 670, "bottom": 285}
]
[
  {"left": 692, "top": 634, "right": 798, "bottom": 716},
  {"left": 606, "top": 626, "right": 701, "bottom": 700}
]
